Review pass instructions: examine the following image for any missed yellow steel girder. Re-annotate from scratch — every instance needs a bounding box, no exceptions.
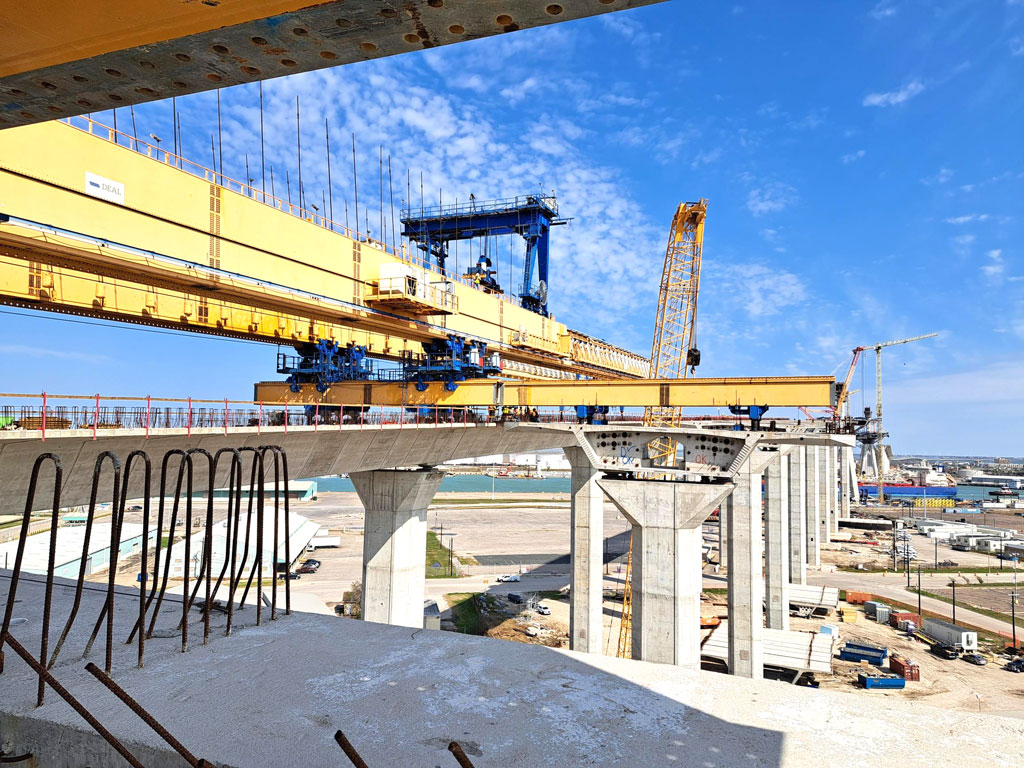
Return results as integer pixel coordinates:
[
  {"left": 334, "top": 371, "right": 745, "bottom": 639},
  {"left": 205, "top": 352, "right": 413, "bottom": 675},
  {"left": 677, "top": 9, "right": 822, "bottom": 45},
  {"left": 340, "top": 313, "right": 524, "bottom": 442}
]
[
  {"left": 0, "top": 119, "right": 649, "bottom": 379},
  {"left": 253, "top": 376, "right": 837, "bottom": 408}
]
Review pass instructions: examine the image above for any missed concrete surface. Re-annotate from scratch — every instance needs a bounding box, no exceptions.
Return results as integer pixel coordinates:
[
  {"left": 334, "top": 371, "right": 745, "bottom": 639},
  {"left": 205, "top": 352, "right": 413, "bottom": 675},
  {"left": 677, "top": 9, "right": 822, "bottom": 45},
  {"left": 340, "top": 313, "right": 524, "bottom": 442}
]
[
  {"left": 764, "top": 454, "right": 790, "bottom": 630},
  {"left": 598, "top": 478, "right": 733, "bottom": 668},
  {"left": 727, "top": 459, "right": 767, "bottom": 679},
  {"left": 3, "top": 569, "right": 1023, "bottom": 768},
  {"left": 787, "top": 449, "right": 807, "bottom": 585},
  {"left": 565, "top": 447, "right": 603, "bottom": 655},
  {"left": 351, "top": 468, "right": 444, "bottom": 628}
]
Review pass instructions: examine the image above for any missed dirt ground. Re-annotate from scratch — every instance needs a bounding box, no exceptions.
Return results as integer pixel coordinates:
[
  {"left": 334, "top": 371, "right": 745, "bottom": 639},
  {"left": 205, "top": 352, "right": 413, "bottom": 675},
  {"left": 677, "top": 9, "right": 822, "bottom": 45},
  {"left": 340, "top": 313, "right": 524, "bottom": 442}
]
[
  {"left": 931, "top": 584, "right": 1023, "bottom": 616},
  {"left": 804, "top": 602, "right": 1024, "bottom": 718}
]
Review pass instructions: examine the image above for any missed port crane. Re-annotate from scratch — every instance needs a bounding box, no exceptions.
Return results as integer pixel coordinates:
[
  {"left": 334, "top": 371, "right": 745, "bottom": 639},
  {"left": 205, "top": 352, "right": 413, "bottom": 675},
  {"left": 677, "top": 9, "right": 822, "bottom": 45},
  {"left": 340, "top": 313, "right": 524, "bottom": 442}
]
[
  {"left": 835, "top": 333, "right": 938, "bottom": 503},
  {"left": 618, "top": 199, "right": 707, "bottom": 660}
]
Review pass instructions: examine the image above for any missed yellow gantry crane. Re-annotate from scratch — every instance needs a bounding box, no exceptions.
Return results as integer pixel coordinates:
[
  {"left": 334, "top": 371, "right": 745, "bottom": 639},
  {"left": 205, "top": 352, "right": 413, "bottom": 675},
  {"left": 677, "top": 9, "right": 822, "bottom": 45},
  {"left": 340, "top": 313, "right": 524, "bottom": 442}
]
[{"left": 618, "top": 199, "right": 708, "bottom": 659}]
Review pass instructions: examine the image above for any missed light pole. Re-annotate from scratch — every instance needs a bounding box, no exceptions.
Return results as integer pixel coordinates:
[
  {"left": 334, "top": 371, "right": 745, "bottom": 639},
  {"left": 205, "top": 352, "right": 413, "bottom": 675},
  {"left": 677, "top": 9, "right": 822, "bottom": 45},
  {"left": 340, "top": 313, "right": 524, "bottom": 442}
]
[
  {"left": 921, "top": 565, "right": 929, "bottom": 626},
  {"left": 952, "top": 580, "right": 957, "bottom": 626}
]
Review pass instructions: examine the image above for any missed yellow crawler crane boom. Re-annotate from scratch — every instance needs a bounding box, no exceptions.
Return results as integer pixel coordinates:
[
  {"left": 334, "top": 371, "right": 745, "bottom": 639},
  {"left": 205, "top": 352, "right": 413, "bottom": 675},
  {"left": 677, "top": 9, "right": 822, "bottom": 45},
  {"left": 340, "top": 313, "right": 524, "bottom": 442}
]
[{"left": 618, "top": 199, "right": 707, "bottom": 660}]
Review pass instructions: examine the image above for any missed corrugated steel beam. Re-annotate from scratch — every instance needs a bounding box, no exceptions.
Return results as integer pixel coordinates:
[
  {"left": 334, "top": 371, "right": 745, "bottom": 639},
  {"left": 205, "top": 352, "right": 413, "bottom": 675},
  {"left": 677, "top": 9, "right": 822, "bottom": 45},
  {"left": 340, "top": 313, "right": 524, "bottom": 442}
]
[{"left": 0, "top": 0, "right": 666, "bottom": 129}]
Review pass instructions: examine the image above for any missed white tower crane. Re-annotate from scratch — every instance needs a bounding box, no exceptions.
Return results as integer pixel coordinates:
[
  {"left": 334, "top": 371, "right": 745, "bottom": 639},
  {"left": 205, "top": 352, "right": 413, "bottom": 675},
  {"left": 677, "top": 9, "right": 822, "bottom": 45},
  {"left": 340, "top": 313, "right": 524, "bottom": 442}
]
[{"left": 851, "top": 333, "right": 938, "bottom": 503}]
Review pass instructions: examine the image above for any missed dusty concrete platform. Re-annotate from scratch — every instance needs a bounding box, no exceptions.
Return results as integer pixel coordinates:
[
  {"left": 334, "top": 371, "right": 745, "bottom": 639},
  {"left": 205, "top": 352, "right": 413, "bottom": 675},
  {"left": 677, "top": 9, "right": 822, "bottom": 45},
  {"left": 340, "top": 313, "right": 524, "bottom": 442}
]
[{"left": 2, "top": 568, "right": 1023, "bottom": 767}]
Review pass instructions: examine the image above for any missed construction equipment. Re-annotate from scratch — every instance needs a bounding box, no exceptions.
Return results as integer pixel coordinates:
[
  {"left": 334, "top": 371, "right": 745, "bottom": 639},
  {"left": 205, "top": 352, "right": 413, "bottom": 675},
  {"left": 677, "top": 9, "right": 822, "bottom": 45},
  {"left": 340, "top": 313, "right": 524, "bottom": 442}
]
[
  {"left": 401, "top": 194, "right": 569, "bottom": 316},
  {"left": 834, "top": 333, "right": 937, "bottom": 502},
  {"left": 618, "top": 200, "right": 707, "bottom": 659}
]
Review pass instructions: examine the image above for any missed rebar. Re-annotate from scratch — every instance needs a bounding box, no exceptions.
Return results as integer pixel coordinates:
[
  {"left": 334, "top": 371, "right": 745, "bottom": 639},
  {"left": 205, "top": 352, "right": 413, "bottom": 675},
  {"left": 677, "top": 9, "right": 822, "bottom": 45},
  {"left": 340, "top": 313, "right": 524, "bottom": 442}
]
[
  {"left": 334, "top": 730, "right": 371, "bottom": 768},
  {"left": 448, "top": 741, "right": 478, "bottom": 768},
  {"left": 86, "top": 662, "right": 209, "bottom": 768},
  {"left": 1, "top": 634, "right": 144, "bottom": 768}
]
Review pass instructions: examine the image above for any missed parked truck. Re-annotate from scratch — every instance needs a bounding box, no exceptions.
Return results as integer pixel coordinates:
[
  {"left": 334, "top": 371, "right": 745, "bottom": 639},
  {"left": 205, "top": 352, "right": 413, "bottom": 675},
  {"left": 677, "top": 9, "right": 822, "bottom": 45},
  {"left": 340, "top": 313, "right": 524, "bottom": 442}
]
[{"left": 923, "top": 617, "right": 978, "bottom": 652}]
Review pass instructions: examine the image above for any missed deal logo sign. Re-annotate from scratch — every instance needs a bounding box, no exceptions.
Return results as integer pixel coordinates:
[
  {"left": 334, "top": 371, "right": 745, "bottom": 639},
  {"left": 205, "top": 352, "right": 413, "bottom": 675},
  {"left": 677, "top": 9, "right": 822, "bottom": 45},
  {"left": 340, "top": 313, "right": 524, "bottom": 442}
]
[{"left": 84, "top": 172, "right": 125, "bottom": 205}]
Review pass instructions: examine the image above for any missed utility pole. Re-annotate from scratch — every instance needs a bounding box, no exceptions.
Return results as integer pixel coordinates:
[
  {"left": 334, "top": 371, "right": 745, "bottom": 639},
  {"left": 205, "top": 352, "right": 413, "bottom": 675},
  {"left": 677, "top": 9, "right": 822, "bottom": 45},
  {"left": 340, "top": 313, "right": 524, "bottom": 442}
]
[
  {"left": 917, "top": 565, "right": 922, "bottom": 620},
  {"left": 952, "top": 580, "right": 957, "bottom": 626}
]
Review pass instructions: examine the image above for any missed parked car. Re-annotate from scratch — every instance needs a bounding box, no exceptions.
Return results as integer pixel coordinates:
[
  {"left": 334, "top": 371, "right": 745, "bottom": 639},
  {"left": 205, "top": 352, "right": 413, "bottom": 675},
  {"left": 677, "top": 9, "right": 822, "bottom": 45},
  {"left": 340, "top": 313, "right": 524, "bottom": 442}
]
[
  {"left": 963, "top": 653, "right": 987, "bottom": 666},
  {"left": 296, "top": 564, "right": 319, "bottom": 574},
  {"left": 1005, "top": 659, "right": 1024, "bottom": 673},
  {"left": 507, "top": 593, "right": 523, "bottom": 604},
  {"left": 302, "top": 559, "right": 322, "bottom": 568},
  {"left": 280, "top": 571, "right": 301, "bottom": 580},
  {"left": 534, "top": 604, "right": 551, "bottom": 616},
  {"left": 129, "top": 504, "right": 143, "bottom": 511},
  {"left": 497, "top": 574, "right": 520, "bottom": 583},
  {"left": 930, "top": 643, "right": 958, "bottom": 660}
]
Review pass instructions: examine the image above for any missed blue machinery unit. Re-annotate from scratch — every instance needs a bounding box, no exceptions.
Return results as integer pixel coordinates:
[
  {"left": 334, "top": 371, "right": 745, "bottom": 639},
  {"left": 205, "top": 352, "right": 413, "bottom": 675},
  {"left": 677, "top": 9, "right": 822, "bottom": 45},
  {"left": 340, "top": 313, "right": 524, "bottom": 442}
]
[
  {"left": 278, "top": 340, "right": 373, "bottom": 393},
  {"left": 278, "top": 335, "right": 500, "bottom": 393},
  {"left": 386, "top": 335, "right": 502, "bottom": 392},
  {"left": 400, "top": 194, "right": 569, "bottom": 316}
]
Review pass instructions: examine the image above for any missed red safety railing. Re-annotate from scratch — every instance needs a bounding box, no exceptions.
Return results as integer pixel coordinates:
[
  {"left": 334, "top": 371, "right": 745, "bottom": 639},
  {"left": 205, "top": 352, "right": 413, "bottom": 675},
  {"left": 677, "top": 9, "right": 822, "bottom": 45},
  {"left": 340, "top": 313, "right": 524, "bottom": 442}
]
[{"left": 0, "top": 392, "right": 641, "bottom": 441}]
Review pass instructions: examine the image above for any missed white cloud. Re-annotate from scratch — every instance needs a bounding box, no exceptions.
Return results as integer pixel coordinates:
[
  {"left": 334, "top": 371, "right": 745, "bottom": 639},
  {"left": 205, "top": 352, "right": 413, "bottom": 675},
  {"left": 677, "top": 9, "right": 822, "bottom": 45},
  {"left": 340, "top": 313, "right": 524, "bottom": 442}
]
[
  {"left": 707, "top": 263, "right": 807, "bottom": 317},
  {"left": 982, "top": 249, "right": 1004, "bottom": 279},
  {"left": 945, "top": 213, "right": 990, "bottom": 224},
  {"left": 1011, "top": 36, "right": 1024, "bottom": 57},
  {"left": 746, "top": 182, "right": 797, "bottom": 216},
  {"left": 863, "top": 79, "right": 925, "bottom": 107},
  {"left": 870, "top": 1, "right": 897, "bottom": 19},
  {"left": 500, "top": 77, "right": 540, "bottom": 106},
  {"left": 951, "top": 233, "right": 975, "bottom": 256},
  {"left": 691, "top": 148, "right": 721, "bottom": 168},
  {"left": 841, "top": 149, "right": 866, "bottom": 164},
  {"left": 921, "top": 167, "right": 953, "bottom": 185}
]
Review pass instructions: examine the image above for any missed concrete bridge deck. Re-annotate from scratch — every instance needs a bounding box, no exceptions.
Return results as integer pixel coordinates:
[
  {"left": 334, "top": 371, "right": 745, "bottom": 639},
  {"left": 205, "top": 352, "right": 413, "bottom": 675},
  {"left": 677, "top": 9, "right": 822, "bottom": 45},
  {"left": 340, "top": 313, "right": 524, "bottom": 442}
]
[{"left": 0, "top": 422, "right": 576, "bottom": 516}]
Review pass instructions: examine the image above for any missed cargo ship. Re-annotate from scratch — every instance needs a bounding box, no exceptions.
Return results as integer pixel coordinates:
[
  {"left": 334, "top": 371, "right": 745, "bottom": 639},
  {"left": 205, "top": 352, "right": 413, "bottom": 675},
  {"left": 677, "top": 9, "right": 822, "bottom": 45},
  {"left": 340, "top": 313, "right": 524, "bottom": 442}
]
[
  {"left": 859, "top": 460, "right": 957, "bottom": 499},
  {"left": 858, "top": 482, "right": 957, "bottom": 499}
]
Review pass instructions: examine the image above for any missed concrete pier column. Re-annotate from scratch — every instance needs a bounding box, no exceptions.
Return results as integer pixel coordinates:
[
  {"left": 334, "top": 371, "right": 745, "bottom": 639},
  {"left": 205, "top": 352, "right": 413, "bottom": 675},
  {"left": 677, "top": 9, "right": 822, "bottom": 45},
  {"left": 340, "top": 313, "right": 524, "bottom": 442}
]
[
  {"left": 718, "top": 500, "right": 728, "bottom": 570},
  {"left": 817, "top": 447, "right": 831, "bottom": 544},
  {"left": 840, "top": 445, "right": 853, "bottom": 519},
  {"left": 788, "top": 448, "right": 807, "bottom": 585},
  {"left": 727, "top": 465, "right": 764, "bottom": 679},
  {"left": 764, "top": 454, "right": 790, "bottom": 630},
  {"left": 830, "top": 447, "right": 840, "bottom": 534},
  {"left": 805, "top": 446, "right": 820, "bottom": 568},
  {"left": 598, "top": 478, "right": 733, "bottom": 668},
  {"left": 564, "top": 447, "right": 604, "bottom": 654},
  {"left": 351, "top": 468, "right": 445, "bottom": 628}
]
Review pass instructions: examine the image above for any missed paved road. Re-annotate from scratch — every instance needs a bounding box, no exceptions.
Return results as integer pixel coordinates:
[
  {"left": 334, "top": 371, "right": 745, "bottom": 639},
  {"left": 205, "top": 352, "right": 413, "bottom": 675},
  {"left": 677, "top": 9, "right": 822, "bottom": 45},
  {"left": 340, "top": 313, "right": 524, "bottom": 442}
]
[{"left": 807, "top": 569, "right": 1021, "bottom": 640}]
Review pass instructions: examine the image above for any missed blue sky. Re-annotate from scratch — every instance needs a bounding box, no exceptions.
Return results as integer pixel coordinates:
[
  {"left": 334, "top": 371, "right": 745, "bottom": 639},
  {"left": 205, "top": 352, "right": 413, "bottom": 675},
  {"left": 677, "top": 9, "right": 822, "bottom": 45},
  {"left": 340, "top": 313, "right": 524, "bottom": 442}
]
[{"left": 5, "top": 1, "right": 1024, "bottom": 455}]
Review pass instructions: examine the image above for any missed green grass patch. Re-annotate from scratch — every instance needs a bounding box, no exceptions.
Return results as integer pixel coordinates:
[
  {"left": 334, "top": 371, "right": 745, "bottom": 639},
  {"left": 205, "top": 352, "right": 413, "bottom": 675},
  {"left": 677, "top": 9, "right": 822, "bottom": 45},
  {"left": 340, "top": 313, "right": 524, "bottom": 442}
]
[
  {"left": 426, "top": 531, "right": 458, "bottom": 578},
  {"left": 446, "top": 592, "right": 488, "bottom": 635},
  {"left": 838, "top": 565, "right": 1016, "bottom": 575},
  {"left": 703, "top": 587, "right": 728, "bottom": 595}
]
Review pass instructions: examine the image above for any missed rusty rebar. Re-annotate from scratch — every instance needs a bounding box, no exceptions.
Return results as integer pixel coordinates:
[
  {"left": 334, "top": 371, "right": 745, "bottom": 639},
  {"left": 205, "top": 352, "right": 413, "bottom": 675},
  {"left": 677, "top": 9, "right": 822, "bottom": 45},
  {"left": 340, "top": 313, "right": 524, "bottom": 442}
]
[
  {"left": 263, "top": 446, "right": 292, "bottom": 616},
  {"left": 0, "top": 453, "right": 62, "bottom": 682},
  {"left": 0, "top": 751, "right": 33, "bottom": 764},
  {"left": 48, "top": 452, "right": 121, "bottom": 701},
  {"left": 84, "top": 451, "right": 149, "bottom": 671},
  {"left": 333, "top": 730, "right": 370, "bottom": 768},
  {"left": 0, "top": 634, "right": 144, "bottom": 768},
  {"left": 447, "top": 741, "right": 477, "bottom": 768},
  {"left": 86, "top": 662, "right": 207, "bottom": 768}
]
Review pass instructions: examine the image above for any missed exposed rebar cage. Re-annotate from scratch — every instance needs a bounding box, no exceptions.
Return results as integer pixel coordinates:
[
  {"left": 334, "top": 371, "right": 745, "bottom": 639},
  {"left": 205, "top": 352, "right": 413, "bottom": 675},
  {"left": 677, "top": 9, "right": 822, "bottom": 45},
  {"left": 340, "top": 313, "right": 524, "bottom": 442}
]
[{"left": 618, "top": 199, "right": 707, "bottom": 660}]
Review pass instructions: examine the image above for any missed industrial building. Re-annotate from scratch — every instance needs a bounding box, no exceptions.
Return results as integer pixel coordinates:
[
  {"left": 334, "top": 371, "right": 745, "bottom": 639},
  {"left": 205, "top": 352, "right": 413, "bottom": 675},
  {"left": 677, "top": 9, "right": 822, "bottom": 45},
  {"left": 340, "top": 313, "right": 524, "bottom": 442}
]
[{"left": 0, "top": 523, "right": 155, "bottom": 578}]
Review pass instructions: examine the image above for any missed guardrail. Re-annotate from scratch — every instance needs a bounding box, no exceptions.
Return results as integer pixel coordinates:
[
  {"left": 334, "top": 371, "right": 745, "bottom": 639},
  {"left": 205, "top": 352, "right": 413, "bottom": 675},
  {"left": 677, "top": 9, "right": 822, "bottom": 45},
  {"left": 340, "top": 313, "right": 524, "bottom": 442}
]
[{"left": 0, "top": 393, "right": 638, "bottom": 441}]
